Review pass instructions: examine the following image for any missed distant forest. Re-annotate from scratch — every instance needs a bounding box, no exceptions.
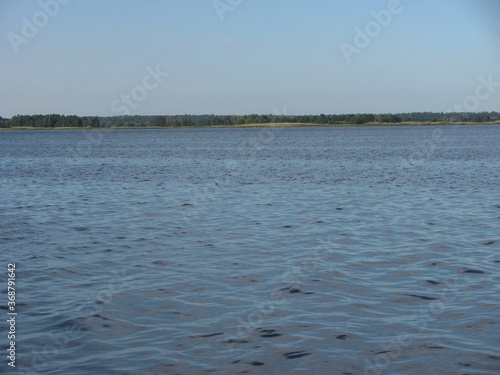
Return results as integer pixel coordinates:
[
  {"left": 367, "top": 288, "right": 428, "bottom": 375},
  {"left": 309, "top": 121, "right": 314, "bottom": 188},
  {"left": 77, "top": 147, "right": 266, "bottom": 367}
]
[
  {"left": 1, "top": 112, "right": 498, "bottom": 128},
  {"left": 0, "top": 114, "right": 99, "bottom": 128}
]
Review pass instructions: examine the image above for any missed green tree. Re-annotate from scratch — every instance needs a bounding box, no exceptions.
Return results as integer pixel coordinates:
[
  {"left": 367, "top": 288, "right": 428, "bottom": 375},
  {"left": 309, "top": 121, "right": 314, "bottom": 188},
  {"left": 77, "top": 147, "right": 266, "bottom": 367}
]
[
  {"left": 153, "top": 116, "right": 165, "bottom": 127},
  {"left": 179, "top": 115, "right": 192, "bottom": 127}
]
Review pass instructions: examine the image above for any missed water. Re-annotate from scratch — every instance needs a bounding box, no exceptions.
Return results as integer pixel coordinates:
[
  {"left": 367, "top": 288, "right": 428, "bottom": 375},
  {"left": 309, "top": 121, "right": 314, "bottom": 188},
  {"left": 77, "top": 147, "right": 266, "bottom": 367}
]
[{"left": 1, "top": 125, "right": 499, "bottom": 375}]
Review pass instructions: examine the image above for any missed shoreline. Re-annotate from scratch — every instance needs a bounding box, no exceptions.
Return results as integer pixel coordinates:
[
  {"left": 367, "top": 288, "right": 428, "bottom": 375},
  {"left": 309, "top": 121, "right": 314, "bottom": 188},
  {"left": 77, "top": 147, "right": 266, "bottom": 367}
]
[{"left": 1, "top": 121, "right": 499, "bottom": 131}]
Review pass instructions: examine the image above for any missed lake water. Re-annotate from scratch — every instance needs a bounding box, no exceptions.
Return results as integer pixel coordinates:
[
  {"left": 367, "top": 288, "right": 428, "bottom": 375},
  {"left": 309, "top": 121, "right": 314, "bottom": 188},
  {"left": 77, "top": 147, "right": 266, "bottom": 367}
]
[{"left": 1, "top": 125, "right": 499, "bottom": 375}]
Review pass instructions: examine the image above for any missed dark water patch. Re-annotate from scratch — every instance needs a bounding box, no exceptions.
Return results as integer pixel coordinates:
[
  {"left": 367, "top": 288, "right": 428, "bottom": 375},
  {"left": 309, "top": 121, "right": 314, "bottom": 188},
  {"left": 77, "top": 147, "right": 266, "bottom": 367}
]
[
  {"left": 152, "top": 363, "right": 176, "bottom": 372},
  {"left": 192, "top": 332, "right": 224, "bottom": 338},
  {"left": 280, "top": 286, "right": 313, "bottom": 295},
  {"left": 283, "top": 350, "right": 311, "bottom": 359},
  {"left": 53, "top": 317, "right": 90, "bottom": 332},
  {"left": 92, "top": 314, "right": 109, "bottom": 320},
  {"left": 422, "top": 345, "right": 445, "bottom": 349},
  {"left": 152, "top": 260, "right": 169, "bottom": 265},
  {"left": 425, "top": 280, "right": 440, "bottom": 285},
  {"left": 482, "top": 240, "right": 497, "bottom": 245},
  {"left": 28, "top": 255, "right": 48, "bottom": 259},
  {"left": 406, "top": 294, "right": 438, "bottom": 300},
  {"left": 282, "top": 225, "right": 293, "bottom": 228},
  {"left": 54, "top": 268, "right": 78, "bottom": 275},
  {"left": 461, "top": 269, "right": 485, "bottom": 274},
  {"left": 458, "top": 363, "right": 472, "bottom": 367},
  {"left": 73, "top": 226, "right": 88, "bottom": 231},
  {"left": 224, "top": 339, "right": 249, "bottom": 344},
  {"left": 258, "top": 329, "right": 282, "bottom": 338},
  {"left": 250, "top": 361, "right": 264, "bottom": 366}
]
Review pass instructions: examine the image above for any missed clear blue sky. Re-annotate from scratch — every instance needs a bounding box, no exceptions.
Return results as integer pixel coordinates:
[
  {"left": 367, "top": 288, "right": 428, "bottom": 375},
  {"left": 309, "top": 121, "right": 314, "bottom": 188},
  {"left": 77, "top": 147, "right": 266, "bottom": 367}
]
[{"left": 0, "top": 0, "right": 499, "bottom": 117}]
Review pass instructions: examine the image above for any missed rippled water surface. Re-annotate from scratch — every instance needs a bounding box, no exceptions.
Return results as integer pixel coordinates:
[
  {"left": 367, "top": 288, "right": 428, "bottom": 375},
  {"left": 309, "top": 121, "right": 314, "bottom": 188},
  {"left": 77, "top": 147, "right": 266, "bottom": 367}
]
[{"left": 1, "top": 126, "right": 500, "bottom": 375}]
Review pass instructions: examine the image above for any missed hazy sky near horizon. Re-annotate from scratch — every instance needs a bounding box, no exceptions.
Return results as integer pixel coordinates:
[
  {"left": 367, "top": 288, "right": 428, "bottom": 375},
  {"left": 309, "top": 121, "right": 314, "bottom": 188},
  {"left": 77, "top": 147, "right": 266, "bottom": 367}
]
[{"left": 1, "top": 0, "right": 499, "bottom": 117}]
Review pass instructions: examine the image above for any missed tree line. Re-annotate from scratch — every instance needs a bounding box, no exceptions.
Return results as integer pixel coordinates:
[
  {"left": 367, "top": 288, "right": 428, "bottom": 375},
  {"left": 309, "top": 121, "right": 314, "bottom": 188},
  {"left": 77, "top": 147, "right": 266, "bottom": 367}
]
[
  {"left": 144, "top": 111, "right": 499, "bottom": 127},
  {"left": 0, "top": 114, "right": 100, "bottom": 128},
  {"left": 1, "top": 112, "right": 498, "bottom": 128}
]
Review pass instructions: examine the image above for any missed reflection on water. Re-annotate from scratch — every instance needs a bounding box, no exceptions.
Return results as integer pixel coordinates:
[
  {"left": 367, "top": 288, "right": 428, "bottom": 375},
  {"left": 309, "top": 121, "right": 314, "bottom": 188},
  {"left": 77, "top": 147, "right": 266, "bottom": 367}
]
[{"left": 1, "top": 125, "right": 499, "bottom": 374}]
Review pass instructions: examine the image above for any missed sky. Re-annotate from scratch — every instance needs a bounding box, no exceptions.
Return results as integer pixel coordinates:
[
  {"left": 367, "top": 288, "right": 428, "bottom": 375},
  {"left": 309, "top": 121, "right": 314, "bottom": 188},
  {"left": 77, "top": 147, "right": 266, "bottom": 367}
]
[{"left": 0, "top": 0, "right": 499, "bottom": 117}]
